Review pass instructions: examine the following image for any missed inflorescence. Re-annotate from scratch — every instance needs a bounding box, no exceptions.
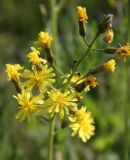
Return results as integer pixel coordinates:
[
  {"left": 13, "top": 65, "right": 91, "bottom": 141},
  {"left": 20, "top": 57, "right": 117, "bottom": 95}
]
[{"left": 5, "top": 5, "right": 130, "bottom": 143}]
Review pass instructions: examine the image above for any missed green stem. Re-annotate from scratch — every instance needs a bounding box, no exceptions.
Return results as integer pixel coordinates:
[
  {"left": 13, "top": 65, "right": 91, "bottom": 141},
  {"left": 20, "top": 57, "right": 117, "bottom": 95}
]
[
  {"left": 49, "top": 0, "right": 66, "bottom": 68},
  {"left": 83, "top": 36, "right": 89, "bottom": 47},
  {"left": 124, "top": 1, "right": 130, "bottom": 159},
  {"left": 57, "top": 0, "right": 66, "bottom": 12},
  {"left": 49, "top": 0, "right": 60, "bottom": 66},
  {"left": 53, "top": 62, "right": 66, "bottom": 76},
  {"left": 65, "top": 31, "right": 100, "bottom": 87},
  {"left": 47, "top": 115, "right": 56, "bottom": 160},
  {"left": 124, "top": 60, "right": 129, "bottom": 160}
]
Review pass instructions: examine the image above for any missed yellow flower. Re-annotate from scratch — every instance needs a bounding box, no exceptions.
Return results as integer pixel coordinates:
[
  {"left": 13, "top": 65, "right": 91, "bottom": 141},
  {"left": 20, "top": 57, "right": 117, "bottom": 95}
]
[
  {"left": 38, "top": 31, "right": 53, "bottom": 49},
  {"left": 103, "top": 59, "right": 116, "bottom": 72},
  {"left": 71, "top": 73, "right": 84, "bottom": 84},
  {"left": 85, "top": 76, "right": 98, "bottom": 91},
  {"left": 6, "top": 64, "right": 23, "bottom": 82},
  {"left": 116, "top": 43, "right": 130, "bottom": 59},
  {"left": 13, "top": 90, "right": 44, "bottom": 121},
  {"left": 45, "top": 89, "right": 77, "bottom": 119},
  {"left": 21, "top": 65, "right": 55, "bottom": 93},
  {"left": 103, "top": 28, "right": 114, "bottom": 43},
  {"left": 27, "top": 47, "right": 46, "bottom": 65},
  {"left": 63, "top": 73, "right": 84, "bottom": 85},
  {"left": 69, "top": 107, "right": 95, "bottom": 142},
  {"left": 77, "top": 6, "right": 88, "bottom": 22}
]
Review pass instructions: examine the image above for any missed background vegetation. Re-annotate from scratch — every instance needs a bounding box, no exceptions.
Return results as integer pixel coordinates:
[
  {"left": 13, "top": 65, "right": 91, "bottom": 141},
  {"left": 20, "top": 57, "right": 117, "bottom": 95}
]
[{"left": 0, "top": 0, "right": 130, "bottom": 159}]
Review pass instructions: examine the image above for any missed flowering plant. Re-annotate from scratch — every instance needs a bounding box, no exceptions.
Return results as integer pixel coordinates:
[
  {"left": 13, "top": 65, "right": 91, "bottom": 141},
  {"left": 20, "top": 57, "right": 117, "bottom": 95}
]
[{"left": 5, "top": 5, "right": 130, "bottom": 160}]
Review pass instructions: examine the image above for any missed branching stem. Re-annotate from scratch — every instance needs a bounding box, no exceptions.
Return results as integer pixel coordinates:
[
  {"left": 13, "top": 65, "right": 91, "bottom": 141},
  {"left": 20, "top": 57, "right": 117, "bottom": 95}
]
[{"left": 65, "top": 31, "right": 100, "bottom": 87}]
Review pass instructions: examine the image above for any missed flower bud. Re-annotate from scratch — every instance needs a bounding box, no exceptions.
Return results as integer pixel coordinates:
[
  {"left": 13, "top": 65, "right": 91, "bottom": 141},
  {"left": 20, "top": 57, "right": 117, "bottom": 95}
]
[
  {"left": 103, "top": 47, "right": 117, "bottom": 54},
  {"left": 97, "top": 14, "right": 113, "bottom": 34},
  {"left": 89, "top": 66, "right": 104, "bottom": 75}
]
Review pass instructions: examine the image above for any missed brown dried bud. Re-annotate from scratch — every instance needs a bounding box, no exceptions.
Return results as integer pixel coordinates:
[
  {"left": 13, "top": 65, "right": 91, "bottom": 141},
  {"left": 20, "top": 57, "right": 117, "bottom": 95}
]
[{"left": 97, "top": 14, "right": 113, "bottom": 34}]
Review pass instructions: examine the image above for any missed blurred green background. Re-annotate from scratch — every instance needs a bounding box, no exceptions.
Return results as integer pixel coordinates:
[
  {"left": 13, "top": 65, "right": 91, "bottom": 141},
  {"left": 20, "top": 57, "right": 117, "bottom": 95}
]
[{"left": 0, "top": 0, "right": 130, "bottom": 160}]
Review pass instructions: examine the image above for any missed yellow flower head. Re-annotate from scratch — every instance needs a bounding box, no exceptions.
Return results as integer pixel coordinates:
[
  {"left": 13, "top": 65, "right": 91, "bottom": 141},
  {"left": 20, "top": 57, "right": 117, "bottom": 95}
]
[
  {"left": 13, "top": 90, "right": 44, "bottom": 121},
  {"left": 21, "top": 65, "right": 55, "bottom": 93},
  {"left": 6, "top": 64, "right": 23, "bottom": 82},
  {"left": 103, "top": 28, "right": 114, "bottom": 43},
  {"left": 85, "top": 76, "right": 98, "bottom": 91},
  {"left": 116, "top": 43, "right": 130, "bottom": 59},
  {"left": 69, "top": 107, "right": 95, "bottom": 142},
  {"left": 63, "top": 73, "right": 84, "bottom": 85},
  {"left": 77, "top": 6, "right": 88, "bottom": 22},
  {"left": 103, "top": 59, "right": 116, "bottom": 72},
  {"left": 71, "top": 73, "right": 84, "bottom": 84},
  {"left": 45, "top": 89, "right": 77, "bottom": 119},
  {"left": 38, "top": 31, "right": 53, "bottom": 49},
  {"left": 27, "top": 47, "right": 46, "bottom": 65}
]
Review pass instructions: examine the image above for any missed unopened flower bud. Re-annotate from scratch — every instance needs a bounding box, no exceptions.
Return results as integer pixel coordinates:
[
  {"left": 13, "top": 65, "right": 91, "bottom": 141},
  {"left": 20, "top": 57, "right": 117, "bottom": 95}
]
[
  {"left": 103, "top": 47, "right": 117, "bottom": 54},
  {"left": 97, "top": 14, "right": 113, "bottom": 34},
  {"left": 89, "top": 66, "right": 104, "bottom": 75}
]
